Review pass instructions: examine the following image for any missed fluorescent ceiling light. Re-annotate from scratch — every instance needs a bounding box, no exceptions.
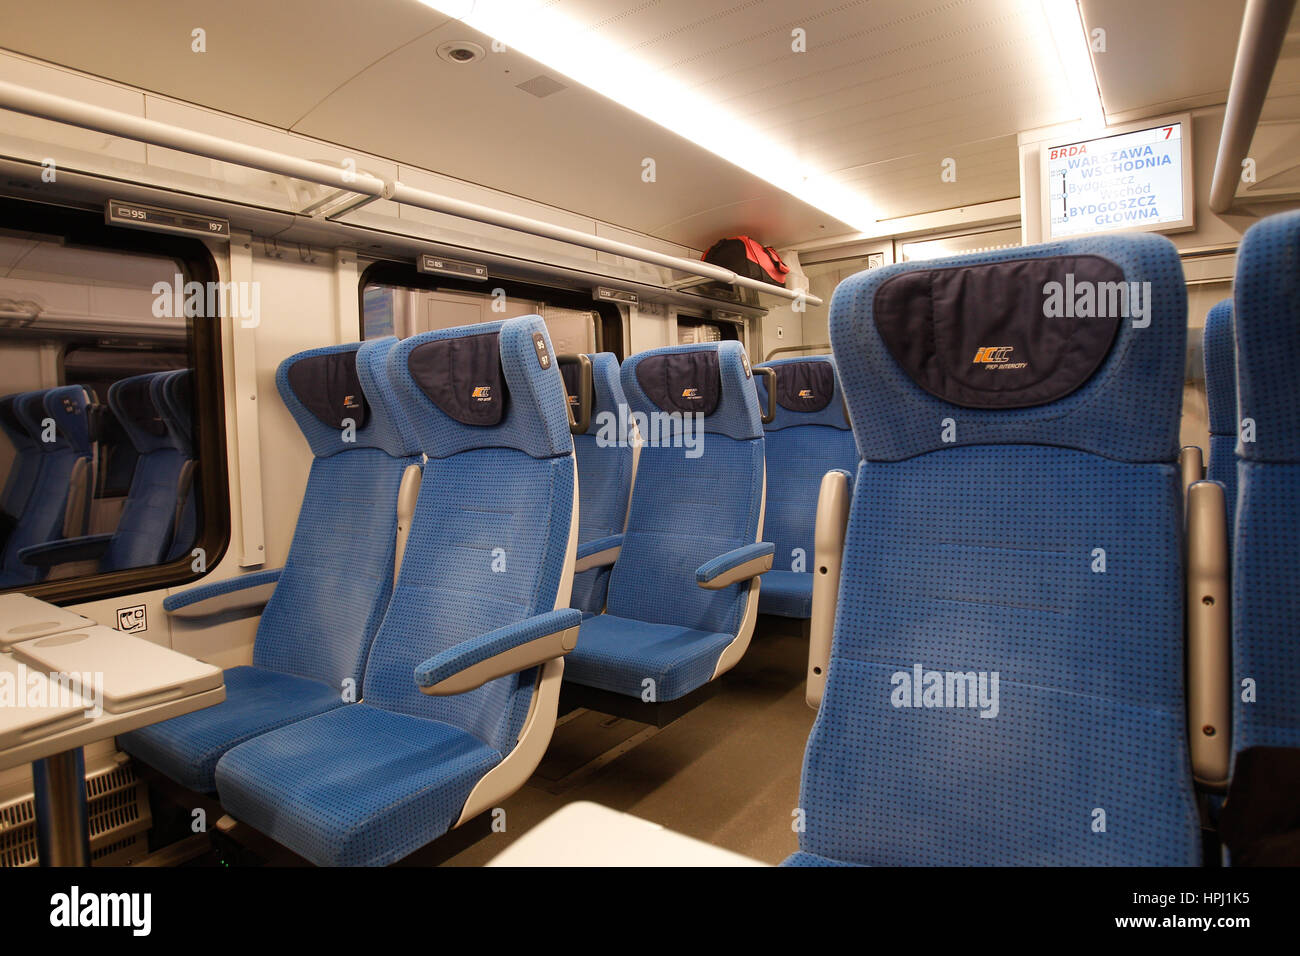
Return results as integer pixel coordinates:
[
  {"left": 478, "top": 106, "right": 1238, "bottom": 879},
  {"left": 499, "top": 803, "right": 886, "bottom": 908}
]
[
  {"left": 1037, "top": 0, "right": 1106, "bottom": 133},
  {"left": 418, "top": 0, "right": 879, "bottom": 231}
]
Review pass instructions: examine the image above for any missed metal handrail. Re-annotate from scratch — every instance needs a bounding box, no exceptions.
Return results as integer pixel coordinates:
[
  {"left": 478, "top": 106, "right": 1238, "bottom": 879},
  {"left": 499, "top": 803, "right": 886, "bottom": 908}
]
[
  {"left": 764, "top": 343, "right": 831, "bottom": 362},
  {"left": 0, "top": 79, "right": 823, "bottom": 308}
]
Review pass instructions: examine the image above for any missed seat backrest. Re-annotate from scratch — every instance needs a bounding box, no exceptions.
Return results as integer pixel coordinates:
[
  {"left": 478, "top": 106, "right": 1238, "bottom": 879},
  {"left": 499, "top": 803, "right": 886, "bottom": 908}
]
[
  {"left": 0, "top": 392, "right": 43, "bottom": 529},
  {"left": 0, "top": 387, "right": 94, "bottom": 584},
  {"left": 251, "top": 338, "right": 421, "bottom": 692},
  {"left": 361, "top": 315, "right": 576, "bottom": 755},
  {"left": 1231, "top": 210, "right": 1300, "bottom": 755},
  {"left": 798, "top": 234, "right": 1199, "bottom": 865},
  {"left": 755, "top": 355, "right": 858, "bottom": 576},
  {"left": 100, "top": 371, "right": 190, "bottom": 571},
  {"left": 1202, "top": 299, "right": 1237, "bottom": 546},
  {"left": 562, "top": 352, "right": 634, "bottom": 613},
  {"left": 154, "top": 369, "right": 198, "bottom": 562},
  {"left": 604, "top": 341, "right": 765, "bottom": 636}
]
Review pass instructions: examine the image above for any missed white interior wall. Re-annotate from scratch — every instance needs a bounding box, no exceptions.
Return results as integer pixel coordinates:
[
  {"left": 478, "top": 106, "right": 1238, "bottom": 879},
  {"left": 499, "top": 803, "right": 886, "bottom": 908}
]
[{"left": 0, "top": 342, "right": 45, "bottom": 478}]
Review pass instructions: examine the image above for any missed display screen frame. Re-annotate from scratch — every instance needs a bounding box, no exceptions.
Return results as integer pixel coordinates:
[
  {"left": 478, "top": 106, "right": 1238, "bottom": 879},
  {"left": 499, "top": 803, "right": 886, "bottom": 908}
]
[{"left": 1039, "top": 112, "right": 1195, "bottom": 241}]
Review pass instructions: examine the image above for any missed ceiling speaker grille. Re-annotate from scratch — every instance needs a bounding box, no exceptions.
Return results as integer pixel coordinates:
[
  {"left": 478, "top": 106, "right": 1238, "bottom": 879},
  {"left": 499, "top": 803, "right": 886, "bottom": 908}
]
[{"left": 515, "top": 75, "right": 568, "bottom": 99}]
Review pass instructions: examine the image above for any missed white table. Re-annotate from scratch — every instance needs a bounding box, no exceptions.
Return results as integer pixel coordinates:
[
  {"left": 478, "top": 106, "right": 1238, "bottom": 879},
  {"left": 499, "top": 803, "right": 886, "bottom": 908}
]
[
  {"left": 487, "top": 801, "right": 770, "bottom": 867},
  {"left": 0, "top": 602, "right": 224, "bottom": 866},
  {"left": 0, "top": 593, "right": 96, "bottom": 649}
]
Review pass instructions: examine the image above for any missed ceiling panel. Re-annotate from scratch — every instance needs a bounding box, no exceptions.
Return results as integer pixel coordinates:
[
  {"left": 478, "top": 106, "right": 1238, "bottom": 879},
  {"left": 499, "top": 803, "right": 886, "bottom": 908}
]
[
  {"left": 0, "top": 0, "right": 1253, "bottom": 247},
  {"left": 838, "top": 135, "right": 1021, "bottom": 220},
  {"left": 1260, "top": 15, "right": 1300, "bottom": 122},
  {"left": 290, "top": 20, "right": 853, "bottom": 247},
  {"left": 524, "top": 0, "right": 1070, "bottom": 188},
  {"left": 0, "top": 0, "right": 445, "bottom": 128},
  {"left": 1081, "top": 0, "right": 1244, "bottom": 120}
]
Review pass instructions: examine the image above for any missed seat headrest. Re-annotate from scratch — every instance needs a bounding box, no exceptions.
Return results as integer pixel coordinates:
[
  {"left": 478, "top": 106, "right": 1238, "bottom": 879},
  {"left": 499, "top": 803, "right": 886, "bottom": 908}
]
[
  {"left": 755, "top": 356, "right": 849, "bottom": 431},
  {"left": 1202, "top": 299, "right": 1236, "bottom": 438},
  {"left": 1235, "top": 209, "right": 1300, "bottom": 463},
  {"left": 0, "top": 393, "right": 37, "bottom": 449},
  {"left": 388, "top": 315, "right": 574, "bottom": 460},
  {"left": 620, "top": 341, "right": 763, "bottom": 441},
  {"left": 41, "top": 386, "right": 95, "bottom": 456},
  {"left": 831, "top": 233, "right": 1187, "bottom": 463},
  {"left": 560, "top": 352, "right": 628, "bottom": 438},
  {"left": 154, "top": 369, "right": 195, "bottom": 457},
  {"left": 12, "top": 390, "right": 48, "bottom": 441},
  {"left": 277, "top": 338, "right": 419, "bottom": 459},
  {"left": 109, "top": 372, "right": 174, "bottom": 455}
]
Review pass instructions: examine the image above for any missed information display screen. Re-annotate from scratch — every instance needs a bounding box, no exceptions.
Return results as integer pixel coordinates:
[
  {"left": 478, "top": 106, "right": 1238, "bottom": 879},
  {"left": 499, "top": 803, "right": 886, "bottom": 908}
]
[{"left": 1042, "top": 119, "right": 1192, "bottom": 239}]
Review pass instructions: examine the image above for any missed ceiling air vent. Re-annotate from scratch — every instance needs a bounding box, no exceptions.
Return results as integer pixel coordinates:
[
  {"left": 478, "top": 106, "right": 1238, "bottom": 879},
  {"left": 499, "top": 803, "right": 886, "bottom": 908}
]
[{"left": 515, "top": 75, "right": 567, "bottom": 99}]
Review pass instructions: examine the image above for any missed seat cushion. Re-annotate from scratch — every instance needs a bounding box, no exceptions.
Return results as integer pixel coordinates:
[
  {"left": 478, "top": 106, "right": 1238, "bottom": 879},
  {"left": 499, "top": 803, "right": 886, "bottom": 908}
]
[
  {"left": 118, "top": 665, "right": 343, "bottom": 793},
  {"left": 781, "top": 850, "right": 862, "bottom": 867},
  {"left": 758, "top": 570, "right": 813, "bottom": 618},
  {"left": 214, "top": 703, "right": 501, "bottom": 867},
  {"left": 565, "top": 613, "right": 735, "bottom": 702}
]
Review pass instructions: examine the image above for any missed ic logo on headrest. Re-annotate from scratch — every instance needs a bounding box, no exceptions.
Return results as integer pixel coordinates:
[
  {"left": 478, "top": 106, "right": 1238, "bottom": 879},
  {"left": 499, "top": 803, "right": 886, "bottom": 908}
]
[
  {"left": 797, "top": 388, "right": 815, "bottom": 399},
  {"left": 972, "top": 346, "right": 1014, "bottom": 364},
  {"left": 680, "top": 387, "right": 700, "bottom": 400},
  {"left": 471, "top": 386, "right": 493, "bottom": 401}
]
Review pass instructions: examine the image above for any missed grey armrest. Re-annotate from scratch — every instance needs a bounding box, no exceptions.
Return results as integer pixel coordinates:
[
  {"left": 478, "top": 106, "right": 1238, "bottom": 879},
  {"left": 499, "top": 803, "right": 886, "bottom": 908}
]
[
  {"left": 574, "top": 534, "right": 623, "bottom": 573},
  {"left": 163, "top": 568, "right": 282, "bottom": 620},
  {"left": 416, "top": 608, "right": 582, "bottom": 696}
]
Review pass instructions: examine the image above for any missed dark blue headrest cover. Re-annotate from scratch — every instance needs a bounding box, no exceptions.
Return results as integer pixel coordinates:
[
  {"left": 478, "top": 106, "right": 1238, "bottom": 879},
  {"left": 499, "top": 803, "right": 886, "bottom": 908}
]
[
  {"left": 388, "top": 315, "right": 574, "bottom": 460},
  {"left": 109, "top": 372, "right": 173, "bottom": 455},
  {"left": 756, "top": 355, "right": 850, "bottom": 431},
  {"left": 831, "top": 233, "right": 1187, "bottom": 463},
  {"left": 42, "top": 386, "right": 94, "bottom": 456},
  {"left": 277, "top": 338, "right": 419, "bottom": 459},
  {"left": 620, "top": 341, "right": 763, "bottom": 442}
]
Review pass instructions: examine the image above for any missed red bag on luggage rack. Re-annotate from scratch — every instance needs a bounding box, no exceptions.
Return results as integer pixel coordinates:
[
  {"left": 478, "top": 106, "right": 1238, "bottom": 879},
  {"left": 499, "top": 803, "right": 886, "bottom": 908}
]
[{"left": 701, "top": 236, "right": 791, "bottom": 287}]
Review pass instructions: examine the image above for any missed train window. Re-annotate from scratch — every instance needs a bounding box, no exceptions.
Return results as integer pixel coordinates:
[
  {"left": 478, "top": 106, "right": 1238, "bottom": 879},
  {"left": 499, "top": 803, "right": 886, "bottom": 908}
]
[
  {"left": 898, "top": 226, "right": 1023, "bottom": 262},
  {"left": 676, "top": 316, "right": 737, "bottom": 343},
  {"left": 0, "top": 199, "right": 228, "bottom": 604},
  {"left": 358, "top": 261, "right": 624, "bottom": 358}
]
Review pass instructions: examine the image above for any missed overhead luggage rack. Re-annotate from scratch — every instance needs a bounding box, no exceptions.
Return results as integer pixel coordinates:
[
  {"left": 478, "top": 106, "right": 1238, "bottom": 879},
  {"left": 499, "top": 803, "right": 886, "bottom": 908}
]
[{"left": 0, "top": 79, "right": 822, "bottom": 313}]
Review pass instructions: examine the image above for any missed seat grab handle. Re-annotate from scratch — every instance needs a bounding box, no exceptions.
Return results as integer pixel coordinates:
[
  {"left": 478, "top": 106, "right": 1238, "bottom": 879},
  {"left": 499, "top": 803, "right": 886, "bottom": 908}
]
[
  {"left": 807, "top": 468, "right": 852, "bottom": 710},
  {"left": 1186, "top": 479, "right": 1232, "bottom": 791},
  {"left": 1178, "top": 445, "right": 1205, "bottom": 502},
  {"left": 558, "top": 354, "right": 593, "bottom": 435},
  {"left": 754, "top": 367, "right": 776, "bottom": 424}
]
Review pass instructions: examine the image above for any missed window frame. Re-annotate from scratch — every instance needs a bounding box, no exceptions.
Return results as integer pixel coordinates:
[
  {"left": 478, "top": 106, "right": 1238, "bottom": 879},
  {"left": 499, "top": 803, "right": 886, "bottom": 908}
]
[
  {"left": 357, "top": 260, "right": 625, "bottom": 359},
  {"left": 0, "top": 197, "right": 231, "bottom": 605}
]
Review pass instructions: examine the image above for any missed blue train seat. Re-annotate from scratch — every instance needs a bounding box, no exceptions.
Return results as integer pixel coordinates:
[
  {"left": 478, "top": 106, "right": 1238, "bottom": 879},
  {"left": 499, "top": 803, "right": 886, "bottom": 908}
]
[
  {"left": 0, "top": 387, "right": 95, "bottom": 588},
  {"left": 788, "top": 234, "right": 1201, "bottom": 866},
  {"left": 212, "top": 316, "right": 580, "bottom": 866},
  {"left": 1203, "top": 299, "right": 1237, "bottom": 548},
  {"left": 562, "top": 352, "right": 634, "bottom": 615},
  {"left": 563, "top": 341, "right": 773, "bottom": 705},
  {"left": 754, "top": 355, "right": 857, "bottom": 619},
  {"left": 118, "top": 339, "right": 421, "bottom": 793},
  {"left": 18, "top": 371, "right": 193, "bottom": 574}
]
